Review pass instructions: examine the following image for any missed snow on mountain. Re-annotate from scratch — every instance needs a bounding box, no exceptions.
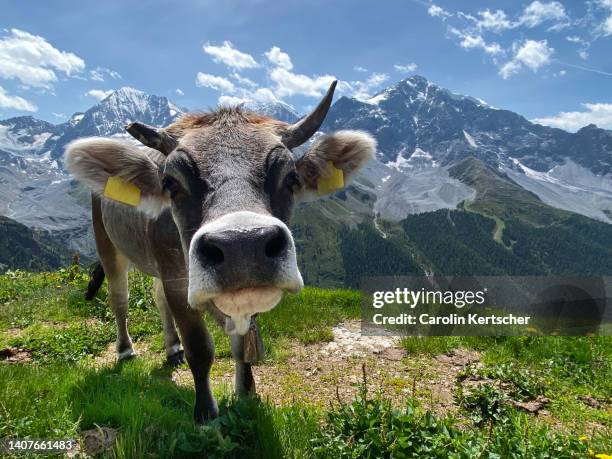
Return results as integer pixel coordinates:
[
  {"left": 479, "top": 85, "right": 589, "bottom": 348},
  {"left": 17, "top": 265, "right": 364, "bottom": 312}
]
[
  {"left": 325, "top": 75, "right": 612, "bottom": 176},
  {"left": 324, "top": 75, "right": 612, "bottom": 222},
  {"left": 504, "top": 159, "right": 612, "bottom": 222},
  {"left": 0, "top": 116, "right": 59, "bottom": 154},
  {"left": 242, "top": 100, "right": 299, "bottom": 123},
  {"left": 45, "top": 87, "right": 186, "bottom": 160}
]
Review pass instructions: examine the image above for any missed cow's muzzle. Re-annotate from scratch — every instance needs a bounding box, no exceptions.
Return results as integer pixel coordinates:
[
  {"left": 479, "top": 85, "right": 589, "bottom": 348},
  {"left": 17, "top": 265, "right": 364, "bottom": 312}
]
[{"left": 187, "top": 211, "right": 303, "bottom": 333}]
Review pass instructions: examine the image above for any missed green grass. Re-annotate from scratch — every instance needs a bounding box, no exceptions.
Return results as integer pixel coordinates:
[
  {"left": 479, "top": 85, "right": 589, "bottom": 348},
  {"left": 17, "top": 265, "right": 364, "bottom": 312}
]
[
  {"left": 0, "top": 361, "right": 317, "bottom": 458},
  {"left": 402, "top": 335, "right": 612, "bottom": 453},
  {"left": 312, "top": 386, "right": 592, "bottom": 458},
  {"left": 0, "top": 268, "right": 610, "bottom": 457}
]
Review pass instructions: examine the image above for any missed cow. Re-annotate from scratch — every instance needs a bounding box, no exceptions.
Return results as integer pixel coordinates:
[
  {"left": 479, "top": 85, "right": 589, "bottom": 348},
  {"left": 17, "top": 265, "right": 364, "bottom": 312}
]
[{"left": 65, "top": 81, "right": 375, "bottom": 423}]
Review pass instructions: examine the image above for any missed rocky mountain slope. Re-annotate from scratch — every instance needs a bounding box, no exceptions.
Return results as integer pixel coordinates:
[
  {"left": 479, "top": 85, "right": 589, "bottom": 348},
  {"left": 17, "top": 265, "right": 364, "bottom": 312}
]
[
  {"left": 323, "top": 76, "right": 612, "bottom": 222},
  {"left": 0, "top": 88, "right": 185, "bottom": 257}
]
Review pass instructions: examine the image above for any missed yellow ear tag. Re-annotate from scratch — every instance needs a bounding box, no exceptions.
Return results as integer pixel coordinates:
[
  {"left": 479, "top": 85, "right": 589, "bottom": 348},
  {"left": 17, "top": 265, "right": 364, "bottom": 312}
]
[
  {"left": 104, "top": 176, "right": 141, "bottom": 207},
  {"left": 317, "top": 161, "right": 344, "bottom": 196}
]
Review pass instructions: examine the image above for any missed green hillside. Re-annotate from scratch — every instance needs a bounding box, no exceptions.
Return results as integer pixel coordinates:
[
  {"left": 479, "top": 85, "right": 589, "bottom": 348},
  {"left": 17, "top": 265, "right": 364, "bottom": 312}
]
[
  {"left": 448, "top": 156, "right": 567, "bottom": 226},
  {"left": 293, "top": 157, "right": 612, "bottom": 284},
  {"left": 0, "top": 216, "right": 70, "bottom": 273}
]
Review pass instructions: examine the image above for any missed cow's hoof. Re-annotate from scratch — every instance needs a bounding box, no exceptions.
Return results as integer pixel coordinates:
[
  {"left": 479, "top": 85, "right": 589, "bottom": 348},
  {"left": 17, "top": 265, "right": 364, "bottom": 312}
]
[
  {"left": 117, "top": 347, "right": 136, "bottom": 362},
  {"left": 166, "top": 349, "right": 185, "bottom": 367},
  {"left": 235, "top": 376, "right": 256, "bottom": 396},
  {"left": 194, "top": 400, "right": 219, "bottom": 425}
]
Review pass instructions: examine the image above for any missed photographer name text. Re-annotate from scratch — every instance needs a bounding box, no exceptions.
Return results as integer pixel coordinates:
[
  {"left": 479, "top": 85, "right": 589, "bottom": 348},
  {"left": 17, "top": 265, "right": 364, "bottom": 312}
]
[{"left": 371, "top": 312, "right": 531, "bottom": 326}]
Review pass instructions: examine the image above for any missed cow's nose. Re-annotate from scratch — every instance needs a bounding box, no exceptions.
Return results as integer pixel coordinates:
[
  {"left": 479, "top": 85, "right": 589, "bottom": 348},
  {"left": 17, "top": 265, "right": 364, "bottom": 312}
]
[
  {"left": 198, "top": 226, "right": 289, "bottom": 268},
  {"left": 187, "top": 211, "right": 304, "bottom": 307}
]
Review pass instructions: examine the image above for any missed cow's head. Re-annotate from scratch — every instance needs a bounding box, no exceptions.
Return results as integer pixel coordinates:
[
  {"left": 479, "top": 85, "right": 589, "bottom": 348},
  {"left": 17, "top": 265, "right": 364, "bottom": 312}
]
[{"left": 65, "top": 82, "right": 375, "bottom": 334}]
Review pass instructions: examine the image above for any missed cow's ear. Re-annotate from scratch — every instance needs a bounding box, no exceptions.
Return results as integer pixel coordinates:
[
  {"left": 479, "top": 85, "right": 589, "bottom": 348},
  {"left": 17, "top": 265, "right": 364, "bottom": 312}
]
[
  {"left": 65, "top": 137, "right": 170, "bottom": 216},
  {"left": 295, "top": 130, "right": 375, "bottom": 198}
]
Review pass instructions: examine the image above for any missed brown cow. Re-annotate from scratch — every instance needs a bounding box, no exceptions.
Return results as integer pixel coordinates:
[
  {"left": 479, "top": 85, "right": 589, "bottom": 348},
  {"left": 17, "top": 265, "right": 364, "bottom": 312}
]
[{"left": 65, "top": 81, "right": 375, "bottom": 423}]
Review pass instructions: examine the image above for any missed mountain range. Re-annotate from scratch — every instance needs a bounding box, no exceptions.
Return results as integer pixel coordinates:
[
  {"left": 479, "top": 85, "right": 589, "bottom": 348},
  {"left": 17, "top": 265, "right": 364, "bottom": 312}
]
[{"left": 0, "top": 77, "right": 610, "bottom": 278}]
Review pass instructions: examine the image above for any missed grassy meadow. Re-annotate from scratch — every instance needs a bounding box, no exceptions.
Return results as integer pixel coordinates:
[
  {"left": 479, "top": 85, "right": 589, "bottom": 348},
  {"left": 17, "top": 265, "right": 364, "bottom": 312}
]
[{"left": 0, "top": 266, "right": 610, "bottom": 458}]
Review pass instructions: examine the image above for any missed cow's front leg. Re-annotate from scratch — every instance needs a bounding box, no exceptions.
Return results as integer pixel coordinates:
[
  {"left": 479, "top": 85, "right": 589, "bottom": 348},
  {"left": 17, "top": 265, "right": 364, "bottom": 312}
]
[{"left": 162, "top": 281, "right": 217, "bottom": 423}]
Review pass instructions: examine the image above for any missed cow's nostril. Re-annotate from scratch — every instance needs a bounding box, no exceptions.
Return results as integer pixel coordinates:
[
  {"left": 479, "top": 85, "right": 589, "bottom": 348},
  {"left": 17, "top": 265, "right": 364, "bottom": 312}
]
[
  {"left": 265, "top": 227, "right": 288, "bottom": 258},
  {"left": 199, "top": 240, "right": 225, "bottom": 265}
]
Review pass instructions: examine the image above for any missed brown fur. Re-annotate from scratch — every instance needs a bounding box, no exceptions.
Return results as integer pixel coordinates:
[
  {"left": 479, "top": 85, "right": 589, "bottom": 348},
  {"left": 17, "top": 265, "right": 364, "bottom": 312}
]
[{"left": 165, "top": 107, "right": 288, "bottom": 138}]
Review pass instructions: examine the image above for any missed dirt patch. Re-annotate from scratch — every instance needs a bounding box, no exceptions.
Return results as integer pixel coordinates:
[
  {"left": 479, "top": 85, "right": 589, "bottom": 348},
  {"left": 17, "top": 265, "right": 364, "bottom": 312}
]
[
  {"left": 80, "top": 426, "right": 118, "bottom": 456},
  {"left": 509, "top": 396, "right": 550, "bottom": 414},
  {"left": 91, "top": 342, "right": 118, "bottom": 368},
  {"left": 173, "top": 321, "right": 482, "bottom": 417},
  {"left": 5, "top": 328, "right": 25, "bottom": 339},
  {"left": 0, "top": 347, "right": 31, "bottom": 363},
  {"left": 319, "top": 321, "right": 399, "bottom": 357},
  {"left": 91, "top": 340, "right": 157, "bottom": 369},
  {"left": 579, "top": 395, "right": 611, "bottom": 411}
]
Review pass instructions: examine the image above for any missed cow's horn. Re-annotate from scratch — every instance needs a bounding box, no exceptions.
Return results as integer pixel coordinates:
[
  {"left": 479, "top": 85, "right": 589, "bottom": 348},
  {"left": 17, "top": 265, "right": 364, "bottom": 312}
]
[
  {"left": 281, "top": 80, "right": 337, "bottom": 149},
  {"left": 125, "top": 122, "right": 177, "bottom": 155}
]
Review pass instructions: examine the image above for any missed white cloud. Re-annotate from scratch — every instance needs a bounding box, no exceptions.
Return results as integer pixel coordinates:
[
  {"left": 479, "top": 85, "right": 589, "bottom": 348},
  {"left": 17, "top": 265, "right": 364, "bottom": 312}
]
[
  {"left": 89, "top": 70, "right": 104, "bottom": 82},
  {"left": 499, "top": 61, "right": 522, "bottom": 79},
  {"left": 175, "top": 88, "right": 184, "bottom": 96},
  {"left": 354, "top": 66, "right": 368, "bottom": 72},
  {"left": 218, "top": 95, "right": 246, "bottom": 106},
  {"left": 459, "top": 34, "right": 502, "bottom": 55},
  {"left": 196, "top": 41, "right": 385, "bottom": 106},
  {"left": 477, "top": 9, "right": 513, "bottom": 32},
  {"left": 428, "top": 4, "right": 452, "bottom": 19},
  {"left": 0, "top": 85, "right": 37, "bottom": 111},
  {"left": 393, "top": 63, "right": 418, "bottom": 73},
  {"left": 519, "top": 1, "right": 568, "bottom": 29},
  {"left": 595, "top": 0, "right": 612, "bottom": 36},
  {"left": 247, "top": 88, "right": 279, "bottom": 103},
  {"left": 269, "top": 67, "right": 335, "bottom": 98},
  {"left": 89, "top": 66, "right": 121, "bottom": 82},
  {"left": 195, "top": 73, "right": 236, "bottom": 93},
  {"left": 474, "top": 3, "right": 567, "bottom": 32},
  {"left": 601, "top": 14, "right": 612, "bottom": 36},
  {"left": 344, "top": 72, "right": 389, "bottom": 100},
  {"left": 85, "top": 89, "right": 113, "bottom": 101},
  {"left": 264, "top": 46, "right": 293, "bottom": 70},
  {"left": 230, "top": 72, "right": 257, "bottom": 88},
  {"left": 219, "top": 87, "right": 280, "bottom": 106},
  {"left": 515, "top": 39, "right": 554, "bottom": 70},
  {"left": 499, "top": 39, "right": 554, "bottom": 78},
  {"left": 565, "top": 36, "right": 591, "bottom": 60},
  {"left": 0, "top": 28, "right": 85, "bottom": 89},
  {"left": 203, "top": 41, "right": 259, "bottom": 69},
  {"left": 533, "top": 103, "right": 612, "bottom": 131}
]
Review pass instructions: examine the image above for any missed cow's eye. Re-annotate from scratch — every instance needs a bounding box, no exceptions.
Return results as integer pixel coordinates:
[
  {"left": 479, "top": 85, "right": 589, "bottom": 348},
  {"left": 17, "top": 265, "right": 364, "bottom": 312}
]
[
  {"left": 284, "top": 171, "right": 301, "bottom": 192},
  {"left": 162, "top": 176, "right": 182, "bottom": 198}
]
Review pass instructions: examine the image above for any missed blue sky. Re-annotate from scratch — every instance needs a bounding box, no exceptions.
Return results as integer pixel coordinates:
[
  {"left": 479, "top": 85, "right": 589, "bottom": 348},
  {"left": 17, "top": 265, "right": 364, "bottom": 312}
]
[{"left": 0, "top": 0, "right": 611, "bottom": 131}]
